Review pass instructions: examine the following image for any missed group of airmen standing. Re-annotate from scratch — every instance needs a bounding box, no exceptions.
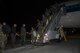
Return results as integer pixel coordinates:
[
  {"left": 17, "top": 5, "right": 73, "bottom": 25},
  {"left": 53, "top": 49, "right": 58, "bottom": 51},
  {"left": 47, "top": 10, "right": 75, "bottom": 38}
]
[{"left": 0, "top": 22, "right": 38, "bottom": 52}]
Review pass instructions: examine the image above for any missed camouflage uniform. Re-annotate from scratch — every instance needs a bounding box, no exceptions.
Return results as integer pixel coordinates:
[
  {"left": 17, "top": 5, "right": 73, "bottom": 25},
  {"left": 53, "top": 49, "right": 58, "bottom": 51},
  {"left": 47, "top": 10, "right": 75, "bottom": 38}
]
[
  {"left": 0, "top": 24, "right": 7, "bottom": 51},
  {"left": 10, "top": 26, "right": 16, "bottom": 47},
  {"left": 21, "top": 26, "right": 26, "bottom": 45},
  {"left": 2, "top": 24, "right": 11, "bottom": 46}
]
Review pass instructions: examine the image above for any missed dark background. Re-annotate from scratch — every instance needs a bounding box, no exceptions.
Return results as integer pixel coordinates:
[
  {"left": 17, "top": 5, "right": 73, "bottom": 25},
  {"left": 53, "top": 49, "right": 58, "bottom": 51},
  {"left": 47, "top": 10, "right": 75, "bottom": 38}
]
[{"left": 0, "top": 0, "right": 67, "bottom": 31}]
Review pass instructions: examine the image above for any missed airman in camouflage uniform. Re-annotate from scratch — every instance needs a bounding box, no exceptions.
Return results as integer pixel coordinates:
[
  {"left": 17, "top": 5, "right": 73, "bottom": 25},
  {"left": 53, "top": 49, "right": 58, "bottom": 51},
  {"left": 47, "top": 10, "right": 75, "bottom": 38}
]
[
  {"left": 2, "top": 22, "right": 11, "bottom": 46},
  {"left": 0, "top": 23, "right": 7, "bottom": 52},
  {"left": 10, "top": 24, "right": 17, "bottom": 47},
  {"left": 20, "top": 24, "right": 26, "bottom": 45}
]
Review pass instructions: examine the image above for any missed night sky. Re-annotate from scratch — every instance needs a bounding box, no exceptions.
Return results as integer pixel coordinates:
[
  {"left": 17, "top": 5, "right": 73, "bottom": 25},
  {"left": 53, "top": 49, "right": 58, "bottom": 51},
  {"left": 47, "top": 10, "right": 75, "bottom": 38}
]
[{"left": 0, "top": 0, "right": 67, "bottom": 31}]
